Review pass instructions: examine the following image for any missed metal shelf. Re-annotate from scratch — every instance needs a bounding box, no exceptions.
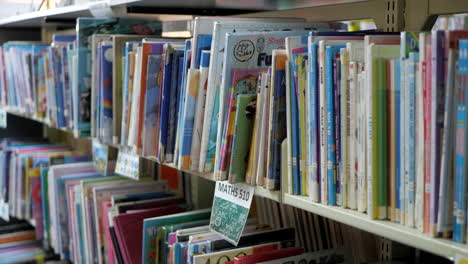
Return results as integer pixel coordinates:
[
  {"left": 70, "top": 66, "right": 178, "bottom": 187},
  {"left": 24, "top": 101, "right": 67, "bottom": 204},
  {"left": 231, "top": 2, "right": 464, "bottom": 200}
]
[
  {"left": 0, "top": 0, "right": 271, "bottom": 28},
  {"left": 283, "top": 194, "right": 468, "bottom": 259}
]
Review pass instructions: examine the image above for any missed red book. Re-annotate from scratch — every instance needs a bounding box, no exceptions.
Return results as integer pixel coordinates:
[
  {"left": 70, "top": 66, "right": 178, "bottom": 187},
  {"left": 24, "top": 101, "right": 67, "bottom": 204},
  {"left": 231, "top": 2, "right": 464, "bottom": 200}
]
[
  {"left": 233, "top": 248, "right": 304, "bottom": 264},
  {"left": 114, "top": 204, "right": 186, "bottom": 264}
]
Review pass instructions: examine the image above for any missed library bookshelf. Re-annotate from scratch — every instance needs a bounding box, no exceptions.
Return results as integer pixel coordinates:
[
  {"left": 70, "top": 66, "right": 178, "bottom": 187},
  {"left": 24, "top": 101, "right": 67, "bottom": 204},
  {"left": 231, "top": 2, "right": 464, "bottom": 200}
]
[{"left": 1, "top": 0, "right": 468, "bottom": 261}]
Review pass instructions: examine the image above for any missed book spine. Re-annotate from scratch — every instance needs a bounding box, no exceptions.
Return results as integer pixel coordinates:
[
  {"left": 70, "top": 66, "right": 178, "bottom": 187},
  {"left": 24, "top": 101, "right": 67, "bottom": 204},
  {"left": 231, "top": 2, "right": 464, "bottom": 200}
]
[
  {"left": 437, "top": 48, "right": 455, "bottom": 236},
  {"left": 326, "top": 46, "right": 336, "bottom": 205},
  {"left": 405, "top": 52, "right": 417, "bottom": 227},
  {"left": 394, "top": 59, "right": 401, "bottom": 223},
  {"left": 376, "top": 57, "right": 387, "bottom": 220},
  {"left": 366, "top": 47, "right": 375, "bottom": 219},
  {"left": 340, "top": 47, "right": 349, "bottom": 209},
  {"left": 159, "top": 50, "right": 174, "bottom": 162},
  {"left": 290, "top": 54, "right": 301, "bottom": 195},
  {"left": 424, "top": 35, "right": 433, "bottom": 233},
  {"left": 298, "top": 55, "right": 308, "bottom": 195},
  {"left": 415, "top": 47, "right": 425, "bottom": 232},
  {"left": 308, "top": 43, "right": 320, "bottom": 202},
  {"left": 430, "top": 30, "right": 445, "bottom": 236},
  {"left": 454, "top": 40, "right": 468, "bottom": 243},
  {"left": 333, "top": 50, "right": 341, "bottom": 206},
  {"left": 319, "top": 41, "right": 328, "bottom": 204},
  {"left": 357, "top": 62, "right": 367, "bottom": 213},
  {"left": 348, "top": 59, "right": 357, "bottom": 210},
  {"left": 190, "top": 52, "right": 210, "bottom": 171},
  {"left": 388, "top": 59, "right": 395, "bottom": 221}
]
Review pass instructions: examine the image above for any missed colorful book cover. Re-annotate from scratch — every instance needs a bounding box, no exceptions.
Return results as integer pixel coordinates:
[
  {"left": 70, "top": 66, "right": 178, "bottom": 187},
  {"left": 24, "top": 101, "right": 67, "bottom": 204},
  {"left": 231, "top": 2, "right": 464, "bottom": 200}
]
[
  {"left": 438, "top": 31, "right": 468, "bottom": 236},
  {"left": 121, "top": 41, "right": 140, "bottom": 146},
  {"left": 136, "top": 40, "right": 174, "bottom": 152},
  {"left": 266, "top": 50, "right": 288, "bottom": 190},
  {"left": 76, "top": 18, "right": 162, "bottom": 137},
  {"left": 190, "top": 51, "right": 210, "bottom": 171},
  {"left": 200, "top": 22, "right": 332, "bottom": 175},
  {"left": 217, "top": 68, "right": 263, "bottom": 180},
  {"left": 454, "top": 39, "right": 468, "bottom": 243},
  {"left": 100, "top": 43, "right": 113, "bottom": 144},
  {"left": 142, "top": 209, "right": 211, "bottom": 264},
  {"left": 112, "top": 35, "right": 150, "bottom": 144},
  {"left": 228, "top": 94, "right": 257, "bottom": 183},
  {"left": 142, "top": 55, "right": 163, "bottom": 158},
  {"left": 215, "top": 30, "right": 309, "bottom": 184},
  {"left": 178, "top": 69, "right": 200, "bottom": 170}
]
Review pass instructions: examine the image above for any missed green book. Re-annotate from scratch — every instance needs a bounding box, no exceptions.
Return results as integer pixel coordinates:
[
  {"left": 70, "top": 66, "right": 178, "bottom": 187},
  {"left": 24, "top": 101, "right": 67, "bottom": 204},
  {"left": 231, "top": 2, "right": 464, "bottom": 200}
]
[
  {"left": 159, "top": 219, "right": 209, "bottom": 264},
  {"left": 377, "top": 58, "right": 388, "bottom": 219},
  {"left": 228, "top": 94, "right": 257, "bottom": 183},
  {"left": 142, "top": 208, "right": 211, "bottom": 264}
]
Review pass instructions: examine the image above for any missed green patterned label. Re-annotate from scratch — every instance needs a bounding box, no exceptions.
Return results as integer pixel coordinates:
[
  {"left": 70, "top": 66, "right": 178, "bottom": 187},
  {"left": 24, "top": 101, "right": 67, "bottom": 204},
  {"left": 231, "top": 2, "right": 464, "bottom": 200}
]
[{"left": 210, "top": 181, "right": 254, "bottom": 245}]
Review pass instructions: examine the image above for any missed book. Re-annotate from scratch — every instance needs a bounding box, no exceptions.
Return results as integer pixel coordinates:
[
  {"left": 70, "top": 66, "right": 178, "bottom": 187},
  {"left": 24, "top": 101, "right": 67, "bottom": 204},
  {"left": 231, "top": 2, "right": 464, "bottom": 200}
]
[{"left": 228, "top": 94, "right": 257, "bottom": 183}]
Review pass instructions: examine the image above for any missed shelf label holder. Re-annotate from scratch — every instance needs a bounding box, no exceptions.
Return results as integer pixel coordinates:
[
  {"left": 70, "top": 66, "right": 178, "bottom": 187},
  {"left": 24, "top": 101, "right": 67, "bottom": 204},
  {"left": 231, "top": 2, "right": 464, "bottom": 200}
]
[{"left": 209, "top": 181, "right": 254, "bottom": 246}]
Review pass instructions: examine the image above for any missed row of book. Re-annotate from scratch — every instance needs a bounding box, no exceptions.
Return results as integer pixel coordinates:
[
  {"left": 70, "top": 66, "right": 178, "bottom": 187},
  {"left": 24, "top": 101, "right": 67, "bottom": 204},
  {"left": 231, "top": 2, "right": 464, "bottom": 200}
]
[
  {"left": 0, "top": 218, "right": 45, "bottom": 264},
  {"left": 0, "top": 16, "right": 342, "bottom": 189},
  {"left": 0, "top": 18, "right": 162, "bottom": 136},
  {"left": 0, "top": 137, "right": 388, "bottom": 264},
  {"left": 280, "top": 24, "right": 468, "bottom": 244}
]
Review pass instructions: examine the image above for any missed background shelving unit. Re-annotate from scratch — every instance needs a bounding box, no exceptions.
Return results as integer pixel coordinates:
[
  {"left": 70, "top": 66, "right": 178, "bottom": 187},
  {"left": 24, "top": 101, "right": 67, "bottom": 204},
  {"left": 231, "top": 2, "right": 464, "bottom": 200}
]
[{"left": 0, "top": 0, "right": 467, "bottom": 261}]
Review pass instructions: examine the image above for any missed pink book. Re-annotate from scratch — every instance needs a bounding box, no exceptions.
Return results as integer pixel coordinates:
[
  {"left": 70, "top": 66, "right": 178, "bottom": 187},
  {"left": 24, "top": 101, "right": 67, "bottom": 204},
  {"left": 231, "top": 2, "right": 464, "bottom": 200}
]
[
  {"left": 113, "top": 204, "right": 186, "bottom": 264},
  {"left": 30, "top": 176, "right": 43, "bottom": 240},
  {"left": 102, "top": 202, "right": 116, "bottom": 264},
  {"left": 423, "top": 36, "right": 432, "bottom": 234}
]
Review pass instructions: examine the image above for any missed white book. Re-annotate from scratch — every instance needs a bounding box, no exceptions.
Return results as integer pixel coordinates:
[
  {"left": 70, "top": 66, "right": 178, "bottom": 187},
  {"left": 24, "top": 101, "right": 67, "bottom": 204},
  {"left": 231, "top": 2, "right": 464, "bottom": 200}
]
[
  {"left": 348, "top": 60, "right": 358, "bottom": 210},
  {"left": 190, "top": 51, "right": 210, "bottom": 170},
  {"left": 256, "top": 72, "right": 270, "bottom": 186},
  {"left": 318, "top": 40, "right": 328, "bottom": 204},
  {"left": 340, "top": 47, "right": 349, "bottom": 208},
  {"left": 127, "top": 47, "right": 142, "bottom": 149},
  {"left": 415, "top": 46, "right": 425, "bottom": 232}
]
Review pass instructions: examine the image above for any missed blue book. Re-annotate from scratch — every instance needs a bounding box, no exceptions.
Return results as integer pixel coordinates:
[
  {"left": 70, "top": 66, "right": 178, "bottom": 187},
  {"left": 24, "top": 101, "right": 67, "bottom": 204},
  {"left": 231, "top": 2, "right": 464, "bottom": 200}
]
[
  {"left": 308, "top": 42, "right": 320, "bottom": 201},
  {"left": 158, "top": 45, "right": 174, "bottom": 162},
  {"left": 52, "top": 47, "right": 66, "bottom": 128},
  {"left": 394, "top": 59, "right": 401, "bottom": 222},
  {"left": 289, "top": 56, "right": 301, "bottom": 195},
  {"left": 454, "top": 39, "right": 468, "bottom": 243},
  {"left": 326, "top": 45, "right": 345, "bottom": 205},
  {"left": 194, "top": 35, "right": 212, "bottom": 69},
  {"left": 166, "top": 48, "right": 184, "bottom": 162},
  {"left": 100, "top": 44, "right": 113, "bottom": 143},
  {"left": 52, "top": 34, "right": 76, "bottom": 43},
  {"left": 175, "top": 40, "right": 192, "bottom": 161}
]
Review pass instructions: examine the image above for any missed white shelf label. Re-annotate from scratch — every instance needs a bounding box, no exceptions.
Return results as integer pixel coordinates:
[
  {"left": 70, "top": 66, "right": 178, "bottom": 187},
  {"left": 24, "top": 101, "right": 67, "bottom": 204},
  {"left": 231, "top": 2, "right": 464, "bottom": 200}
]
[
  {"left": 115, "top": 148, "right": 140, "bottom": 179},
  {"left": 209, "top": 181, "right": 254, "bottom": 246}
]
